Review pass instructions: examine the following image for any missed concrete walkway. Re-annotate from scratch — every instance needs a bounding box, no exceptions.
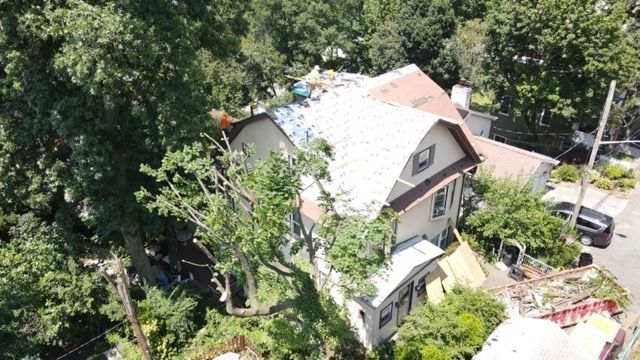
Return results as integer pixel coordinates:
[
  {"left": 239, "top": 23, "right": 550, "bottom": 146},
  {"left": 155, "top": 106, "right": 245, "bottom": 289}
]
[{"left": 543, "top": 181, "right": 630, "bottom": 217}]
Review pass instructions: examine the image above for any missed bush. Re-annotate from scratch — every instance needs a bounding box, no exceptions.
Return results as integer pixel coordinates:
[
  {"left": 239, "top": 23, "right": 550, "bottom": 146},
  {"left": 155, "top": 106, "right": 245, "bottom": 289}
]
[
  {"left": 619, "top": 177, "right": 638, "bottom": 190},
  {"left": 602, "top": 164, "right": 626, "bottom": 180},
  {"left": 553, "top": 164, "right": 579, "bottom": 182},
  {"left": 594, "top": 177, "right": 614, "bottom": 190},
  {"left": 396, "top": 287, "right": 504, "bottom": 359},
  {"left": 419, "top": 345, "right": 451, "bottom": 360}
]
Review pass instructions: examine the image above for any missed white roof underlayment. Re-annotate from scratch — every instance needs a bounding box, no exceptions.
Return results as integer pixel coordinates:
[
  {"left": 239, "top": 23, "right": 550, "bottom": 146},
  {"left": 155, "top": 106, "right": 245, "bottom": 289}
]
[
  {"left": 270, "top": 65, "right": 443, "bottom": 217},
  {"left": 366, "top": 235, "right": 443, "bottom": 307},
  {"left": 474, "top": 317, "right": 588, "bottom": 360}
]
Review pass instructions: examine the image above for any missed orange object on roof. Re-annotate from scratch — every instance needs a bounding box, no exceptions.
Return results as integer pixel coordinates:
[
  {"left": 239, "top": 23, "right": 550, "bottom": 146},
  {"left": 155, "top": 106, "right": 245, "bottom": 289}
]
[{"left": 219, "top": 113, "right": 231, "bottom": 130}]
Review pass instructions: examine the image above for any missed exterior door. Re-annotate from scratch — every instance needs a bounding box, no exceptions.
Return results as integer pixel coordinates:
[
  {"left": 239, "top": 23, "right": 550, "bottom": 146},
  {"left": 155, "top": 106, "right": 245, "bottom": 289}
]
[{"left": 396, "top": 281, "right": 414, "bottom": 325}]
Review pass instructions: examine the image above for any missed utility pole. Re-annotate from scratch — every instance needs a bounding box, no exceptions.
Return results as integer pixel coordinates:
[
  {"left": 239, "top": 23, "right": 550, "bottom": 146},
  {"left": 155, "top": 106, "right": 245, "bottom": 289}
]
[
  {"left": 569, "top": 80, "right": 617, "bottom": 228},
  {"left": 99, "top": 255, "right": 154, "bottom": 360}
]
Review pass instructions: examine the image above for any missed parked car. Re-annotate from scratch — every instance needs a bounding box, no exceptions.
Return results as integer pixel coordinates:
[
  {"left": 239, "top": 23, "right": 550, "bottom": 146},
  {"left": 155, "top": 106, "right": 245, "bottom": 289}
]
[{"left": 551, "top": 201, "right": 615, "bottom": 247}]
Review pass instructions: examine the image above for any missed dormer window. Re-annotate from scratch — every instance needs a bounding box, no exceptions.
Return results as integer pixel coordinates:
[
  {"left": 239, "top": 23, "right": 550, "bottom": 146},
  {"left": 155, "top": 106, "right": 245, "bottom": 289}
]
[{"left": 413, "top": 145, "right": 435, "bottom": 175}]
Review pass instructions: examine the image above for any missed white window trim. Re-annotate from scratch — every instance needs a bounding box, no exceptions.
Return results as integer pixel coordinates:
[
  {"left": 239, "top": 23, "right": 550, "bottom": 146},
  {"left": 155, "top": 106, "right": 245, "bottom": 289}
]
[
  {"left": 379, "top": 302, "right": 393, "bottom": 329},
  {"left": 431, "top": 186, "right": 449, "bottom": 220},
  {"left": 539, "top": 108, "right": 552, "bottom": 127},
  {"left": 493, "top": 134, "right": 507, "bottom": 143}
]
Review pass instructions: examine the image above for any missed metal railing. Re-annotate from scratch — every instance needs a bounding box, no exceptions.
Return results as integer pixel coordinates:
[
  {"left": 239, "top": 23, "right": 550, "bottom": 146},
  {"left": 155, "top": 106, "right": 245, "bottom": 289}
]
[{"left": 521, "top": 253, "right": 555, "bottom": 275}]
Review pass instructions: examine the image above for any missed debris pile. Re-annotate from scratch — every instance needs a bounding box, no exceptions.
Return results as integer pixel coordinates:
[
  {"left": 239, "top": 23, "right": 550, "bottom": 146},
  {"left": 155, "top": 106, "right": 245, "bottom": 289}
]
[{"left": 493, "top": 265, "right": 630, "bottom": 326}]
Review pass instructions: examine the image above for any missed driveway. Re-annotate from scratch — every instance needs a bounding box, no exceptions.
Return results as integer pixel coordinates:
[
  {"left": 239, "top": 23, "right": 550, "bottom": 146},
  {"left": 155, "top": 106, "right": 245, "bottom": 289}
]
[{"left": 585, "top": 186, "right": 640, "bottom": 313}]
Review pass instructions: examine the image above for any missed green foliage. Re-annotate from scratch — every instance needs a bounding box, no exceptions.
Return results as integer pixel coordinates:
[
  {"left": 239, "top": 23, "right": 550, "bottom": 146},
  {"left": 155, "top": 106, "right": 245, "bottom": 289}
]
[
  {"left": 451, "top": 0, "right": 491, "bottom": 20},
  {"left": 594, "top": 177, "right": 614, "bottom": 190},
  {"left": 0, "top": 214, "right": 108, "bottom": 359},
  {"left": 367, "top": 22, "right": 409, "bottom": 75},
  {"left": 396, "top": 287, "right": 504, "bottom": 359},
  {"left": 452, "top": 19, "right": 487, "bottom": 86},
  {"left": 484, "top": 0, "right": 639, "bottom": 133},
  {"left": 394, "top": 0, "right": 460, "bottom": 88},
  {"left": 552, "top": 164, "right": 580, "bottom": 182},
  {"left": 369, "top": 340, "right": 397, "bottom": 360},
  {"left": 138, "top": 287, "right": 198, "bottom": 359},
  {"left": 419, "top": 345, "right": 452, "bottom": 360},
  {"left": 188, "top": 291, "right": 362, "bottom": 359},
  {"left": 619, "top": 177, "right": 638, "bottom": 190},
  {"left": 602, "top": 164, "right": 627, "bottom": 180},
  {"left": 462, "top": 171, "right": 580, "bottom": 267}
]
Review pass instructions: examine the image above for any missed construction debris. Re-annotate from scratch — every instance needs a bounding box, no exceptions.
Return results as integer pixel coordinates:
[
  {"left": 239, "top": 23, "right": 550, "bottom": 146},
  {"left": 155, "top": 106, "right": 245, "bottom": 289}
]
[{"left": 491, "top": 265, "right": 630, "bottom": 326}]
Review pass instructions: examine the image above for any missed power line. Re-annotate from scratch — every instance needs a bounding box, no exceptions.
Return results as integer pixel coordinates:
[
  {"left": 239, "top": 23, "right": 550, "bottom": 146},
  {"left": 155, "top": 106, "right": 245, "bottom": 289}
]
[
  {"left": 553, "top": 129, "right": 599, "bottom": 160},
  {"left": 56, "top": 320, "right": 127, "bottom": 360}
]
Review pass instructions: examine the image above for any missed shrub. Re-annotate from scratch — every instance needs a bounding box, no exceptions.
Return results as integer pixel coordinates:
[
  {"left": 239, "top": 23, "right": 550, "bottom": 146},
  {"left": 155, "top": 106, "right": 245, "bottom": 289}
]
[
  {"left": 619, "top": 177, "right": 638, "bottom": 190},
  {"left": 602, "top": 164, "right": 626, "bottom": 180},
  {"left": 396, "top": 287, "right": 504, "bottom": 359},
  {"left": 419, "top": 345, "right": 451, "bottom": 360},
  {"left": 594, "top": 178, "right": 614, "bottom": 190},
  {"left": 553, "top": 164, "right": 579, "bottom": 182}
]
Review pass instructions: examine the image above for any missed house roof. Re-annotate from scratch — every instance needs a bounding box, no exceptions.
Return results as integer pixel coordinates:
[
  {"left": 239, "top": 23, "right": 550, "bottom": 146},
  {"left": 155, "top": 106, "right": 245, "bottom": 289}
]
[
  {"left": 457, "top": 107, "right": 498, "bottom": 121},
  {"left": 367, "top": 235, "right": 443, "bottom": 307},
  {"left": 474, "top": 317, "right": 587, "bottom": 360},
  {"left": 474, "top": 136, "right": 559, "bottom": 180},
  {"left": 369, "top": 65, "right": 464, "bottom": 122},
  {"left": 229, "top": 65, "right": 482, "bottom": 217}
]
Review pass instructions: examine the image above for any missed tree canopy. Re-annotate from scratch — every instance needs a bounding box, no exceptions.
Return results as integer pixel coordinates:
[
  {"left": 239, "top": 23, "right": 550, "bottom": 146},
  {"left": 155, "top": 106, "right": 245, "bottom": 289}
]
[{"left": 483, "top": 0, "right": 639, "bottom": 134}]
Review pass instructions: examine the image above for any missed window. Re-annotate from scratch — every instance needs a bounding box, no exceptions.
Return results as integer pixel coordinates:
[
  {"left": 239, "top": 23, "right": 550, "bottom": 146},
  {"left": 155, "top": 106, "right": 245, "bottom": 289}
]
[
  {"left": 432, "top": 187, "right": 448, "bottom": 218},
  {"left": 539, "top": 108, "right": 552, "bottom": 126},
  {"left": 493, "top": 134, "right": 507, "bottom": 143},
  {"left": 577, "top": 217, "right": 599, "bottom": 231},
  {"left": 379, "top": 303, "right": 393, "bottom": 328},
  {"left": 449, "top": 178, "right": 457, "bottom": 209},
  {"left": 499, "top": 96, "right": 511, "bottom": 115},
  {"left": 413, "top": 145, "right": 435, "bottom": 175},
  {"left": 415, "top": 275, "right": 427, "bottom": 296},
  {"left": 290, "top": 211, "right": 302, "bottom": 237}
]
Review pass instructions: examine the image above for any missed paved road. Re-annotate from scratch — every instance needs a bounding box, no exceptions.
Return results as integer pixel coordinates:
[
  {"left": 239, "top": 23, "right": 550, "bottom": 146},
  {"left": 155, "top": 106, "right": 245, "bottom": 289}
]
[{"left": 588, "top": 186, "right": 640, "bottom": 313}]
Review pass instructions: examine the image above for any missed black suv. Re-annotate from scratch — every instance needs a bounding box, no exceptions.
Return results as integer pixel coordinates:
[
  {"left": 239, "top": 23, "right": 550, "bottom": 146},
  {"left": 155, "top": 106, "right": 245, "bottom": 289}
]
[{"left": 551, "top": 201, "right": 615, "bottom": 247}]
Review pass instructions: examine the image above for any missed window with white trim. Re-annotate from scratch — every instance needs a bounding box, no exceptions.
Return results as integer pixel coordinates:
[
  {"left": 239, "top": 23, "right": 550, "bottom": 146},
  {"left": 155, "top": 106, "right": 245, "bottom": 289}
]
[
  {"left": 413, "top": 145, "right": 435, "bottom": 174},
  {"left": 432, "top": 187, "right": 448, "bottom": 219},
  {"left": 379, "top": 303, "right": 393, "bottom": 328},
  {"left": 539, "top": 107, "right": 552, "bottom": 126},
  {"left": 415, "top": 274, "right": 427, "bottom": 297},
  {"left": 289, "top": 211, "right": 302, "bottom": 237}
]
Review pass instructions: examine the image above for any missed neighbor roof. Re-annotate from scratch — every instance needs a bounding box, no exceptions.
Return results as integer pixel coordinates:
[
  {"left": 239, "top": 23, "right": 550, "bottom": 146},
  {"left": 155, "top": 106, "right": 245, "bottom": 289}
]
[
  {"left": 475, "top": 136, "right": 558, "bottom": 180},
  {"left": 367, "top": 235, "right": 443, "bottom": 307},
  {"left": 474, "top": 317, "right": 587, "bottom": 360}
]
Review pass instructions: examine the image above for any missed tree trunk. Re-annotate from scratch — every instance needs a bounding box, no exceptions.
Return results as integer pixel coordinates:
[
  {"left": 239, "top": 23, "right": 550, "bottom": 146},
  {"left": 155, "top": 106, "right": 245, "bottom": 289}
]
[{"left": 122, "top": 226, "right": 157, "bottom": 286}]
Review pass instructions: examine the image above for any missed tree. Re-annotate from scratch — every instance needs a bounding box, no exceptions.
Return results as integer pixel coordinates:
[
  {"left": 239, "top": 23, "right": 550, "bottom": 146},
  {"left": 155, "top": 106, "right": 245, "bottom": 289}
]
[
  {"left": 452, "top": 19, "right": 488, "bottom": 87},
  {"left": 395, "top": 287, "right": 504, "bottom": 360},
  {"left": 367, "top": 22, "right": 409, "bottom": 75},
  {"left": 0, "top": 0, "right": 247, "bottom": 283},
  {"left": 483, "top": 0, "right": 639, "bottom": 136},
  {"left": 250, "top": 0, "right": 363, "bottom": 69},
  {"left": 394, "top": 0, "right": 461, "bottom": 88},
  {"left": 451, "top": 0, "right": 491, "bottom": 20},
  {"left": 461, "top": 171, "right": 581, "bottom": 267},
  {"left": 0, "top": 214, "right": 108, "bottom": 359}
]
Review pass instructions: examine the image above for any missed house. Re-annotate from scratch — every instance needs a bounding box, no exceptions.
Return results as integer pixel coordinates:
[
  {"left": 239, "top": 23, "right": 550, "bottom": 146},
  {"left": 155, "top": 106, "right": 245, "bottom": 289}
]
[
  {"left": 474, "top": 135, "right": 559, "bottom": 192},
  {"left": 450, "top": 84, "right": 497, "bottom": 138},
  {"left": 227, "top": 64, "right": 483, "bottom": 348}
]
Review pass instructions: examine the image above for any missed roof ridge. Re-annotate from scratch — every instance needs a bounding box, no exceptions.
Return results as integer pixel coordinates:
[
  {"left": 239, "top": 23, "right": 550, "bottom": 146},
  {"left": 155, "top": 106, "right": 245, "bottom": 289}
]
[{"left": 474, "top": 136, "right": 558, "bottom": 163}]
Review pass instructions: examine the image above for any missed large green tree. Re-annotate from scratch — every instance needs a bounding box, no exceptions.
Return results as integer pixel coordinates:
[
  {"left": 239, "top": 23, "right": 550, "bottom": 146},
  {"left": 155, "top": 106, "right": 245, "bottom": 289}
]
[
  {"left": 484, "top": 0, "right": 639, "bottom": 135},
  {"left": 0, "top": 0, "right": 247, "bottom": 283},
  {"left": 0, "top": 214, "right": 108, "bottom": 359}
]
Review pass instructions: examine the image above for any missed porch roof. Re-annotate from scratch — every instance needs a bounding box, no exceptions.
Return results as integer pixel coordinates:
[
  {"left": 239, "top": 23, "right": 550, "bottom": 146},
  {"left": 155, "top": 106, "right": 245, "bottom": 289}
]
[{"left": 366, "top": 235, "right": 443, "bottom": 307}]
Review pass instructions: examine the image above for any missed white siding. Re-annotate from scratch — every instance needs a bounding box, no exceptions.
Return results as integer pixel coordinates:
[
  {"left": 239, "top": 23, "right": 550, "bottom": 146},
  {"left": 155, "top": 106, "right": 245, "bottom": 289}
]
[
  {"left": 387, "top": 124, "right": 466, "bottom": 202},
  {"left": 230, "top": 118, "right": 296, "bottom": 163},
  {"left": 395, "top": 177, "right": 463, "bottom": 246},
  {"left": 464, "top": 113, "right": 493, "bottom": 138}
]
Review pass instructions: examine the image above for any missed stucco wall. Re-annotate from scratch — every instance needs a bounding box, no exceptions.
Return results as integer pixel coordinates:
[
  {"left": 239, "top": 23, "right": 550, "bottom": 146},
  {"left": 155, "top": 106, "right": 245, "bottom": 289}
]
[
  {"left": 388, "top": 124, "right": 466, "bottom": 202},
  {"left": 464, "top": 113, "right": 492, "bottom": 138},
  {"left": 395, "top": 176, "right": 463, "bottom": 246}
]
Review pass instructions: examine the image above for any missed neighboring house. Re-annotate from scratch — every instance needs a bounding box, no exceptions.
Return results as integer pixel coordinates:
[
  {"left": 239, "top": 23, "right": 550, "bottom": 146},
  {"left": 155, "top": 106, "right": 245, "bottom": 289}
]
[
  {"left": 451, "top": 84, "right": 497, "bottom": 138},
  {"left": 227, "top": 64, "right": 483, "bottom": 348},
  {"left": 474, "top": 136, "right": 559, "bottom": 192}
]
